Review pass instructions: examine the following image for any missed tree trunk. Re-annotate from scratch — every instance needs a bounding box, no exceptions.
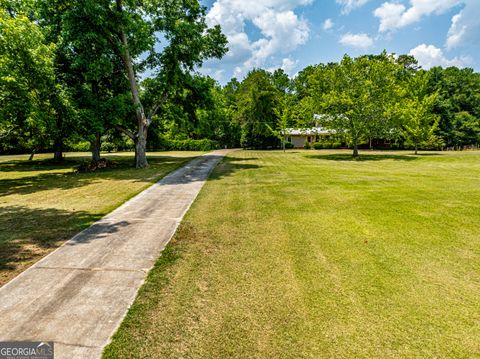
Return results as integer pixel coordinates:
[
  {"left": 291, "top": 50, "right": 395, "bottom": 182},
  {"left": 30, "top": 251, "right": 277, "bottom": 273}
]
[
  {"left": 116, "top": 0, "right": 149, "bottom": 168},
  {"left": 91, "top": 133, "right": 101, "bottom": 162},
  {"left": 415, "top": 143, "right": 418, "bottom": 155},
  {"left": 353, "top": 143, "right": 359, "bottom": 158},
  {"left": 369, "top": 137, "right": 373, "bottom": 150},
  {"left": 53, "top": 137, "right": 63, "bottom": 162},
  {"left": 28, "top": 149, "right": 37, "bottom": 161},
  {"left": 135, "top": 125, "right": 148, "bottom": 168}
]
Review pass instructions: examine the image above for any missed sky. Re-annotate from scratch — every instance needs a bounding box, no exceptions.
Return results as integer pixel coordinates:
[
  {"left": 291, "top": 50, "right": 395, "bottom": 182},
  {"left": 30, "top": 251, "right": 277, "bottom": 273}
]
[{"left": 198, "top": 0, "right": 480, "bottom": 83}]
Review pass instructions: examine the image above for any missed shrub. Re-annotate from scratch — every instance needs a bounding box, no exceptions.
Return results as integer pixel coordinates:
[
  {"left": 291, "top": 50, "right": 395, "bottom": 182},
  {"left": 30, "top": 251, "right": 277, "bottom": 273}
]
[
  {"left": 314, "top": 138, "right": 342, "bottom": 150},
  {"left": 68, "top": 141, "right": 91, "bottom": 152},
  {"left": 101, "top": 142, "right": 117, "bottom": 153},
  {"left": 160, "top": 138, "right": 219, "bottom": 151},
  {"left": 304, "top": 140, "right": 312, "bottom": 150},
  {"left": 421, "top": 136, "right": 446, "bottom": 151},
  {"left": 284, "top": 142, "right": 294, "bottom": 149}
]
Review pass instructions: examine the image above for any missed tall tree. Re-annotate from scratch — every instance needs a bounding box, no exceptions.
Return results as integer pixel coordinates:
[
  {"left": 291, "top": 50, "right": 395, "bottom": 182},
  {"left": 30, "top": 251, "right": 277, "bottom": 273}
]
[
  {"left": 235, "top": 69, "right": 281, "bottom": 149},
  {"left": 396, "top": 71, "right": 439, "bottom": 154},
  {"left": 59, "top": 0, "right": 131, "bottom": 162},
  {"left": 428, "top": 66, "right": 480, "bottom": 148},
  {"left": 319, "top": 53, "right": 400, "bottom": 157},
  {"left": 113, "top": 0, "right": 227, "bottom": 167},
  {"left": 0, "top": 3, "right": 61, "bottom": 156}
]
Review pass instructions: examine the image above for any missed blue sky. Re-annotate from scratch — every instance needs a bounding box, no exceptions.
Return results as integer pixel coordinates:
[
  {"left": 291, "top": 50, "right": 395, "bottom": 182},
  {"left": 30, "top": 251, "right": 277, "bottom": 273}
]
[{"left": 199, "top": 0, "right": 480, "bottom": 83}]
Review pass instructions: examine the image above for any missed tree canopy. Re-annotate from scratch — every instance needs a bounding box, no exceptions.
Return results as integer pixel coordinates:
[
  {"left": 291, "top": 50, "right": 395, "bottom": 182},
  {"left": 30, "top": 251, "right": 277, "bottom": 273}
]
[{"left": 1, "top": 0, "right": 479, "bottom": 161}]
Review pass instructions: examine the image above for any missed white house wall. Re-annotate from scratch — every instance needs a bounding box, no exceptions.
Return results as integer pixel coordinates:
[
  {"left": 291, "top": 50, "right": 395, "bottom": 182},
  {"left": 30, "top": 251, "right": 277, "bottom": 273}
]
[{"left": 291, "top": 135, "right": 307, "bottom": 148}]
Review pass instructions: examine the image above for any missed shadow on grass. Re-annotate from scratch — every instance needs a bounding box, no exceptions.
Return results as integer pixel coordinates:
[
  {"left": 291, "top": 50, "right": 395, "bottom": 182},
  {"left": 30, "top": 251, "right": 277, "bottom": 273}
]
[
  {"left": 0, "top": 155, "right": 197, "bottom": 197},
  {"left": 0, "top": 160, "right": 78, "bottom": 173},
  {"left": 208, "top": 156, "right": 261, "bottom": 181},
  {"left": 306, "top": 154, "right": 419, "bottom": 162},
  {"left": 414, "top": 153, "right": 444, "bottom": 156},
  {"left": 0, "top": 206, "right": 99, "bottom": 272}
]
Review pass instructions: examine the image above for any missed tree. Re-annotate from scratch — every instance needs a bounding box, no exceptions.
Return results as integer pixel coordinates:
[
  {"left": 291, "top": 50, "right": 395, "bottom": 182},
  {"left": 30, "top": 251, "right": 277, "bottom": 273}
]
[
  {"left": 319, "top": 53, "right": 400, "bottom": 157},
  {"left": 428, "top": 66, "right": 480, "bottom": 149},
  {"left": 451, "top": 111, "right": 479, "bottom": 149},
  {"left": 267, "top": 96, "right": 293, "bottom": 152},
  {"left": 0, "top": 4, "right": 59, "bottom": 156},
  {"left": 396, "top": 71, "right": 439, "bottom": 154},
  {"left": 235, "top": 70, "right": 281, "bottom": 149},
  {"left": 112, "top": 0, "right": 227, "bottom": 168},
  {"left": 58, "top": 0, "right": 131, "bottom": 162}
]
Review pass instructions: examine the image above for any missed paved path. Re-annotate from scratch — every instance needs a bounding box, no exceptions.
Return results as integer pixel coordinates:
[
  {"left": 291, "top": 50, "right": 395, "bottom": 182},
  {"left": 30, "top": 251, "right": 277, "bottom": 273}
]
[{"left": 0, "top": 150, "right": 232, "bottom": 358}]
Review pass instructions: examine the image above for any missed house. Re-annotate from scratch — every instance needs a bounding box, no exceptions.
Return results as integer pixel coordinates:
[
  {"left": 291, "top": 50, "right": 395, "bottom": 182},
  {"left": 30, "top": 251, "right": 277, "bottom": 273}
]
[{"left": 284, "top": 127, "right": 333, "bottom": 148}]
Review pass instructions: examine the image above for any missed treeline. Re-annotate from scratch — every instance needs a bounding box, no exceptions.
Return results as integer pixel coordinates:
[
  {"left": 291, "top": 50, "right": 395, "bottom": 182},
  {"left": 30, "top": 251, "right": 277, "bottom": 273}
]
[
  {"left": 1, "top": 1, "right": 479, "bottom": 164},
  {"left": 218, "top": 53, "right": 480, "bottom": 156}
]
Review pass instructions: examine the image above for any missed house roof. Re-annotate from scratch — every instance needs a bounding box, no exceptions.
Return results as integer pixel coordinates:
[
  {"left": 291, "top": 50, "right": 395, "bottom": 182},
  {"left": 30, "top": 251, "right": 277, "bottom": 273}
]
[{"left": 283, "top": 127, "right": 334, "bottom": 135}]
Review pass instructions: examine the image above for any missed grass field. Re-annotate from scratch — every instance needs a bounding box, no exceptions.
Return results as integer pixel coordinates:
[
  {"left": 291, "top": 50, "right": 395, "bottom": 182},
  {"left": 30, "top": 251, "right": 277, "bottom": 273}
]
[
  {"left": 0, "top": 151, "right": 202, "bottom": 286},
  {"left": 104, "top": 150, "right": 480, "bottom": 358}
]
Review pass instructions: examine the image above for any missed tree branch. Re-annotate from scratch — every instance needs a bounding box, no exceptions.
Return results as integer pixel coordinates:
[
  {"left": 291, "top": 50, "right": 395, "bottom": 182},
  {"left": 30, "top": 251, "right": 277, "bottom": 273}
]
[
  {"left": 113, "top": 124, "right": 136, "bottom": 140},
  {"left": 146, "top": 92, "right": 169, "bottom": 126},
  {"left": 0, "top": 126, "right": 15, "bottom": 139}
]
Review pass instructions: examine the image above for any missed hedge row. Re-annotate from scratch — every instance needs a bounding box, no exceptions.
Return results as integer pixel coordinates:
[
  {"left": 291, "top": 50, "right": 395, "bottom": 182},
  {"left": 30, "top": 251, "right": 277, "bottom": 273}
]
[
  {"left": 313, "top": 141, "right": 342, "bottom": 149},
  {"left": 160, "top": 138, "right": 219, "bottom": 151}
]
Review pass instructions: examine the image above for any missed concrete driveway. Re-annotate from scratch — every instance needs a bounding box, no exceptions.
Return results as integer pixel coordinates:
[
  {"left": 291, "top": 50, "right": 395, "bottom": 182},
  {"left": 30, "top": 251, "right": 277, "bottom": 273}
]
[{"left": 0, "top": 150, "right": 233, "bottom": 358}]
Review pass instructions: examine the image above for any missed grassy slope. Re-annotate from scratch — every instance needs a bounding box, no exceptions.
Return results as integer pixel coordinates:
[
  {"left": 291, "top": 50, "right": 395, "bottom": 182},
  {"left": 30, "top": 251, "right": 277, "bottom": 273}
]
[
  {"left": 0, "top": 151, "right": 203, "bottom": 286},
  {"left": 104, "top": 150, "right": 480, "bottom": 358}
]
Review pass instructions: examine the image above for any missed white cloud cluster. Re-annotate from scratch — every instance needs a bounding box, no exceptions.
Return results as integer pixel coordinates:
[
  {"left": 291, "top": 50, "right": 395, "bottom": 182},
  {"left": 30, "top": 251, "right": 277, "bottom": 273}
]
[
  {"left": 206, "top": 0, "right": 312, "bottom": 79},
  {"left": 339, "top": 33, "right": 374, "bottom": 49},
  {"left": 373, "top": 0, "right": 479, "bottom": 69},
  {"left": 446, "top": 0, "right": 480, "bottom": 49},
  {"left": 336, "top": 0, "right": 371, "bottom": 14},
  {"left": 323, "top": 18, "right": 334, "bottom": 30},
  {"left": 374, "top": 0, "right": 463, "bottom": 32},
  {"left": 409, "top": 44, "right": 471, "bottom": 69},
  {"left": 267, "top": 57, "right": 298, "bottom": 74}
]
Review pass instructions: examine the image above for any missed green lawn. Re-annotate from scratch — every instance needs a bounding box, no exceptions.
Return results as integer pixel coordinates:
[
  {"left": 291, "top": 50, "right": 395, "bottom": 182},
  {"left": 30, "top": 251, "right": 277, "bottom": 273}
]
[
  {"left": 104, "top": 150, "right": 480, "bottom": 358},
  {"left": 0, "top": 151, "right": 203, "bottom": 285}
]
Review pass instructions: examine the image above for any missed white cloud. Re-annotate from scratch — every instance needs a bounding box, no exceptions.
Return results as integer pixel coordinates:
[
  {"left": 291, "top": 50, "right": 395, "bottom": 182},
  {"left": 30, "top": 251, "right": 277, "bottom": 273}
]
[
  {"left": 323, "top": 18, "right": 334, "bottom": 30},
  {"left": 206, "top": 0, "right": 312, "bottom": 79},
  {"left": 280, "top": 57, "right": 298, "bottom": 74},
  {"left": 374, "top": 2, "right": 406, "bottom": 32},
  {"left": 374, "top": 0, "right": 463, "bottom": 32},
  {"left": 446, "top": 0, "right": 480, "bottom": 49},
  {"left": 266, "top": 57, "right": 298, "bottom": 75},
  {"left": 336, "top": 0, "right": 371, "bottom": 14},
  {"left": 409, "top": 44, "right": 471, "bottom": 69},
  {"left": 339, "top": 33, "right": 374, "bottom": 49}
]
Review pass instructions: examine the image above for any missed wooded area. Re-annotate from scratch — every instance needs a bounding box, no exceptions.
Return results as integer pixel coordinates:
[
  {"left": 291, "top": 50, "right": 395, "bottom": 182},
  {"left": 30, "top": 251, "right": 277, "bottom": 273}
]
[{"left": 1, "top": 0, "right": 479, "bottom": 165}]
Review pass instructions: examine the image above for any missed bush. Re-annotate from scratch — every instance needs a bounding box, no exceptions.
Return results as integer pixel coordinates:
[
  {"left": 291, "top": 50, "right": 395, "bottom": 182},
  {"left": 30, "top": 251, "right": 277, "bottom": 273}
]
[
  {"left": 161, "top": 138, "right": 219, "bottom": 151},
  {"left": 314, "top": 141, "right": 341, "bottom": 149},
  {"left": 68, "top": 141, "right": 90, "bottom": 152},
  {"left": 284, "top": 142, "right": 294, "bottom": 149},
  {"left": 421, "top": 136, "right": 446, "bottom": 151},
  {"left": 101, "top": 142, "right": 117, "bottom": 153},
  {"left": 304, "top": 140, "right": 312, "bottom": 150}
]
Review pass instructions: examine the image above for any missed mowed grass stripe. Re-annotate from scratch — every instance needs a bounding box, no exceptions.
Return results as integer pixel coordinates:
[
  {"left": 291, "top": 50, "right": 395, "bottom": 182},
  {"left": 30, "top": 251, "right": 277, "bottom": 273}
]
[{"left": 104, "top": 150, "right": 480, "bottom": 358}]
